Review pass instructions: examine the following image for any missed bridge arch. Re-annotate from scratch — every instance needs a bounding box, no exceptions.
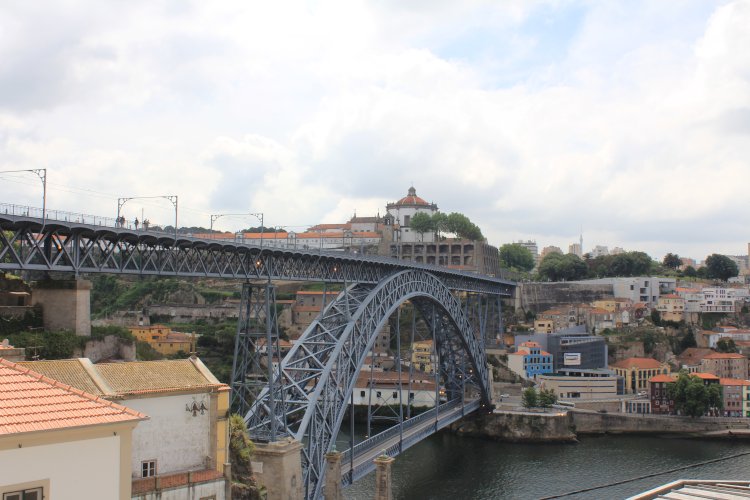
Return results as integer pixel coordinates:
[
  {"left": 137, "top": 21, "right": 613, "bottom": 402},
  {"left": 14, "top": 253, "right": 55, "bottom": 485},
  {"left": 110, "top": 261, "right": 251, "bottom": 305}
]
[{"left": 246, "top": 269, "right": 492, "bottom": 499}]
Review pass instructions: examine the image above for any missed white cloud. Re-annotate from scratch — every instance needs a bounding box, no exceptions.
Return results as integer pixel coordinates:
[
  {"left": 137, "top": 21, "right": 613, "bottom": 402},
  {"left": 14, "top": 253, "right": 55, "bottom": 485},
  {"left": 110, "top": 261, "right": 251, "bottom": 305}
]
[{"left": 0, "top": 0, "right": 748, "bottom": 261}]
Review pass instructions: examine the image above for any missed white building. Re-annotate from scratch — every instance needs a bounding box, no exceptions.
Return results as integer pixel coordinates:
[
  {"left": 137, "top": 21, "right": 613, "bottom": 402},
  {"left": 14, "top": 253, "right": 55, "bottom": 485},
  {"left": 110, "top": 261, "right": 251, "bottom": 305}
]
[
  {"left": 353, "top": 371, "right": 438, "bottom": 408},
  {"left": 19, "top": 357, "right": 230, "bottom": 500},
  {"left": 590, "top": 245, "right": 609, "bottom": 258},
  {"left": 577, "top": 277, "right": 677, "bottom": 307},
  {"left": 0, "top": 358, "right": 147, "bottom": 500},
  {"left": 701, "top": 288, "right": 739, "bottom": 313},
  {"left": 385, "top": 186, "right": 439, "bottom": 243}
]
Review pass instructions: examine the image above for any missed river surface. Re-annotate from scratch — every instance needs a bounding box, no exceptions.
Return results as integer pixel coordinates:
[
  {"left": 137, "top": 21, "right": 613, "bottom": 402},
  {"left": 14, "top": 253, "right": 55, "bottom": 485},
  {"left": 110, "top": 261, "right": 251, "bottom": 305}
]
[{"left": 341, "top": 432, "right": 750, "bottom": 499}]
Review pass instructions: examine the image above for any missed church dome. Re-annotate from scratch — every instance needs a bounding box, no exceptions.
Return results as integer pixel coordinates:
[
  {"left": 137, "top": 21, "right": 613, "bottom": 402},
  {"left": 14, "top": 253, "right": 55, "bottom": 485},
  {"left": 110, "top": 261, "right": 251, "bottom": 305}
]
[{"left": 395, "top": 186, "right": 430, "bottom": 206}]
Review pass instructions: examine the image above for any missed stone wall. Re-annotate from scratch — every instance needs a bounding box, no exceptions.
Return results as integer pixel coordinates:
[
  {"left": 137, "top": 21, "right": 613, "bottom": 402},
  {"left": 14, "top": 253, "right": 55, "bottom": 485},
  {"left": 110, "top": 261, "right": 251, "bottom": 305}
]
[
  {"left": 516, "top": 282, "right": 614, "bottom": 313},
  {"left": 74, "top": 336, "right": 136, "bottom": 363},
  {"left": 451, "top": 411, "right": 577, "bottom": 442},
  {"left": 571, "top": 411, "right": 750, "bottom": 435}
]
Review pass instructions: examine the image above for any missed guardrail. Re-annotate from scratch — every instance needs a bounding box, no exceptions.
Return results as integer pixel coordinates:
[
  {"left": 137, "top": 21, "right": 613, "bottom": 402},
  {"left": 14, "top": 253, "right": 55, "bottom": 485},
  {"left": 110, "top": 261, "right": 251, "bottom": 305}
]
[{"left": 340, "top": 398, "right": 476, "bottom": 485}]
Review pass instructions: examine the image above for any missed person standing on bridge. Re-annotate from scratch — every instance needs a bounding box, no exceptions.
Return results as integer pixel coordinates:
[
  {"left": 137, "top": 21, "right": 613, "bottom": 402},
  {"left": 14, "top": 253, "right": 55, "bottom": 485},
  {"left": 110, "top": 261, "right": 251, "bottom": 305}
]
[
  {"left": 134, "top": 217, "right": 139, "bottom": 230},
  {"left": 143, "top": 219, "right": 150, "bottom": 230}
]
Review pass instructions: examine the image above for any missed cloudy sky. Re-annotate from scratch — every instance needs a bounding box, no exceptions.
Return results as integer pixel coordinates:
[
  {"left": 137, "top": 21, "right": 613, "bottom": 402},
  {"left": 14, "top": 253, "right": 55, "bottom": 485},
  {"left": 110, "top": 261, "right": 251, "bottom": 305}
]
[{"left": 1, "top": 1, "right": 748, "bottom": 261}]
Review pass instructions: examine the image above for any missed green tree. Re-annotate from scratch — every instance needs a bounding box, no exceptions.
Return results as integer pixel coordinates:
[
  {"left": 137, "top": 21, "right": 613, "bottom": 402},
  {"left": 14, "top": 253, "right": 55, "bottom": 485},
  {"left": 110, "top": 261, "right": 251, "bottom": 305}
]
[
  {"left": 650, "top": 309, "right": 661, "bottom": 326},
  {"left": 705, "top": 254, "right": 739, "bottom": 281},
  {"left": 538, "top": 388, "right": 558, "bottom": 408},
  {"left": 229, "top": 414, "right": 262, "bottom": 499},
  {"left": 668, "top": 371, "right": 723, "bottom": 417},
  {"left": 409, "top": 212, "right": 434, "bottom": 241},
  {"left": 499, "top": 244, "right": 535, "bottom": 272},
  {"left": 716, "top": 338, "right": 739, "bottom": 353},
  {"left": 683, "top": 266, "right": 697, "bottom": 278},
  {"left": 537, "top": 253, "right": 588, "bottom": 281},
  {"left": 663, "top": 253, "right": 681, "bottom": 270},
  {"left": 443, "top": 212, "right": 483, "bottom": 241},
  {"left": 522, "top": 387, "right": 538, "bottom": 408}
]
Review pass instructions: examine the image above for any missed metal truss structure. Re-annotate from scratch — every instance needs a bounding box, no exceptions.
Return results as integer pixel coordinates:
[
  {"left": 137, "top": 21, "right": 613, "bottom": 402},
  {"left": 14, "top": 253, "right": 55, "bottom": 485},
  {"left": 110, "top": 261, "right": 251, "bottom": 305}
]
[
  {"left": 0, "top": 210, "right": 514, "bottom": 295},
  {"left": 245, "top": 269, "right": 493, "bottom": 500}
]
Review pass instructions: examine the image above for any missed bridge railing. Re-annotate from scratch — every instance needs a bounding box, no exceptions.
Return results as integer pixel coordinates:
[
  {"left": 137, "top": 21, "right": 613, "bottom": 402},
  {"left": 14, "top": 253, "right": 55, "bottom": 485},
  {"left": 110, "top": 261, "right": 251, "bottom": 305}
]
[{"left": 340, "top": 399, "right": 471, "bottom": 485}]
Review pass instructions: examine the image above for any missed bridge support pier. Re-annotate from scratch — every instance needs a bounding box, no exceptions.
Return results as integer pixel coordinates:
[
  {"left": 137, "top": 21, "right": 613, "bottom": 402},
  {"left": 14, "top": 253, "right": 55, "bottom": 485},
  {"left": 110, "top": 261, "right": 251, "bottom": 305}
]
[
  {"left": 253, "top": 438, "right": 303, "bottom": 500},
  {"left": 31, "top": 279, "right": 91, "bottom": 336},
  {"left": 373, "top": 454, "right": 395, "bottom": 500},
  {"left": 323, "top": 450, "right": 342, "bottom": 500}
]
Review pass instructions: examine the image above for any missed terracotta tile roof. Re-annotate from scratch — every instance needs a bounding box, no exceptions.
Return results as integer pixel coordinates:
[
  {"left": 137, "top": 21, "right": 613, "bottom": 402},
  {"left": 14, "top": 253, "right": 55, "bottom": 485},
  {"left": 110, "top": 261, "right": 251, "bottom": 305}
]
[
  {"left": 649, "top": 374, "right": 676, "bottom": 383},
  {"left": 693, "top": 372, "right": 720, "bottom": 380},
  {"left": 0, "top": 358, "right": 146, "bottom": 436},
  {"left": 703, "top": 352, "right": 746, "bottom": 360},
  {"left": 610, "top": 357, "right": 665, "bottom": 370},
  {"left": 720, "top": 378, "right": 750, "bottom": 386}
]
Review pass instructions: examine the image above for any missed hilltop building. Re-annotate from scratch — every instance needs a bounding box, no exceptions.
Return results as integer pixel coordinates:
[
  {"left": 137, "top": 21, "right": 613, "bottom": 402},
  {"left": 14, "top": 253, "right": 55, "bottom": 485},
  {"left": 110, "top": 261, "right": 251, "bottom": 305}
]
[
  {"left": 128, "top": 325, "right": 195, "bottom": 355},
  {"left": 507, "top": 341, "right": 553, "bottom": 380}
]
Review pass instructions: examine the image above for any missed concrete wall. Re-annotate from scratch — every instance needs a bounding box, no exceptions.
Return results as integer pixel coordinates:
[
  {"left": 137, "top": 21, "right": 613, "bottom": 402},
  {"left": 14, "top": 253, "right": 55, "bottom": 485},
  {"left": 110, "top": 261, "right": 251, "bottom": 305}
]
[
  {"left": 517, "top": 282, "right": 613, "bottom": 313},
  {"left": 31, "top": 280, "right": 91, "bottom": 336},
  {"left": 571, "top": 411, "right": 750, "bottom": 434},
  {"left": 124, "top": 394, "right": 212, "bottom": 476},
  {"left": 147, "top": 303, "right": 239, "bottom": 322},
  {"left": 0, "top": 435, "right": 123, "bottom": 499}
]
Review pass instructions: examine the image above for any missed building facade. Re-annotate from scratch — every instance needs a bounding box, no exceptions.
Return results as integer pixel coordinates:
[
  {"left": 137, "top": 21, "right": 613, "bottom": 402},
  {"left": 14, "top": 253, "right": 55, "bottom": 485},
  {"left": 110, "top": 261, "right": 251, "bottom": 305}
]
[
  {"left": 700, "top": 352, "right": 749, "bottom": 379},
  {"left": 609, "top": 357, "right": 670, "bottom": 394},
  {"left": 507, "top": 341, "right": 553, "bottom": 380},
  {"left": 537, "top": 369, "right": 623, "bottom": 400}
]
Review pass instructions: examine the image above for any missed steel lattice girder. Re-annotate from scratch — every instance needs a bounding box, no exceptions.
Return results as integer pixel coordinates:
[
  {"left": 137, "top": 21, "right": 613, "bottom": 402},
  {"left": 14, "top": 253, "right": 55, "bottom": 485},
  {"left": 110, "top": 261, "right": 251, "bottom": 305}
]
[
  {"left": 245, "top": 269, "right": 492, "bottom": 500},
  {"left": 0, "top": 215, "right": 515, "bottom": 295}
]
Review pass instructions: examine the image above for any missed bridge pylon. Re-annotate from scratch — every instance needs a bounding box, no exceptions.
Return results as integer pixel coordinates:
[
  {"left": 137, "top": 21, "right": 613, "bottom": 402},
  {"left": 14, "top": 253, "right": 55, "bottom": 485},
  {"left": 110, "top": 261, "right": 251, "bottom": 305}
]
[{"left": 230, "top": 281, "right": 286, "bottom": 441}]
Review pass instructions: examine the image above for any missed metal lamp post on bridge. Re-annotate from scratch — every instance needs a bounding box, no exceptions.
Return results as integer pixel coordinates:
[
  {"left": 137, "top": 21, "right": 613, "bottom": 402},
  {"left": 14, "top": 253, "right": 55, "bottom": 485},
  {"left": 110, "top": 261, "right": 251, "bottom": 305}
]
[
  {"left": 117, "top": 195, "right": 178, "bottom": 240},
  {"left": 0, "top": 168, "right": 46, "bottom": 227}
]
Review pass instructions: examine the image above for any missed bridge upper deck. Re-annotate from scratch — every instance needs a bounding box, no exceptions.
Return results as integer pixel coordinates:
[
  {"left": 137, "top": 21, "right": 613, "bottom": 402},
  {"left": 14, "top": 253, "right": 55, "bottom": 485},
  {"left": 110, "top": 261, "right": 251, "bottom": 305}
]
[{"left": 0, "top": 204, "right": 515, "bottom": 295}]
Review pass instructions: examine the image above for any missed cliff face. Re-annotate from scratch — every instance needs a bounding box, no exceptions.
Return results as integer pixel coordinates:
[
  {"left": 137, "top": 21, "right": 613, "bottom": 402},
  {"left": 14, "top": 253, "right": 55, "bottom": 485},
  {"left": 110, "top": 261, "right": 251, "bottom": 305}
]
[{"left": 451, "top": 411, "right": 577, "bottom": 442}]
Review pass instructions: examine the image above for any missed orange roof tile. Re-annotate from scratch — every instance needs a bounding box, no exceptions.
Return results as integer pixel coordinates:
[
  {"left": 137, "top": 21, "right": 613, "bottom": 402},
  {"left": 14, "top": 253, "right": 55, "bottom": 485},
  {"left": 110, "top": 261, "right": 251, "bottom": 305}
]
[
  {"left": 720, "top": 378, "right": 750, "bottom": 386},
  {"left": 703, "top": 352, "right": 746, "bottom": 360},
  {"left": 693, "top": 372, "right": 720, "bottom": 380},
  {"left": 610, "top": 357, "right": 665, "bottom": 370},
  {"left": 0, "top": 358, "right": 146, "bottom": 436},
  {"left": 649, "top": 374, "right": 676, "bottom": 383}
]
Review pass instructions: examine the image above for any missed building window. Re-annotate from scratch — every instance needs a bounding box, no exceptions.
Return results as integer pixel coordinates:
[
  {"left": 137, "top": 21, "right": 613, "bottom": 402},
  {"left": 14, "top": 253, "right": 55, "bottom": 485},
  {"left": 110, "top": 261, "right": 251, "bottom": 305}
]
[
  {"left": 392, "top": 391, "right": 398, "bottom": 398},
  {"left": 376, "top": 391, "right": 382, "bottom": 398},
  {"left": 4, "top": 489, "right": 43, "bottom": 500},
  {"left": 142, "top": 459, "right": 157, "bottom": 478},
  {"left": 360, "top": 391, "right": 365, "bottom": 397}
]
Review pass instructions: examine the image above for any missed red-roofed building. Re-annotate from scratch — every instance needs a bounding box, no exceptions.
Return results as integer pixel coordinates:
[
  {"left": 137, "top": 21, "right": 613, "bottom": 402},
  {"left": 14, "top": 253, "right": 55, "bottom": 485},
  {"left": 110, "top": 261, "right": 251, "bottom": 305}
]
[
  {"left": 655, "top": 294, "right": 685, "bottom": 322},
  {"left": 700, "top": 352, "right": 749, "bottom": 380},
  {"left": 719, "top": 378, "right": 750, "bottom": 417},
  {"left": 0, "top": 358, "right": 147, "bottom": 499},
  {"left": 649, "top": 373, "right": 677, "bottom": 414},
  {"left": 385, "top": 186, "right": 438, "bottom": 244},
  {"left": 508, "top": 341, "right": 554, "bottom": 380},
  {"left": 609, "top": 357, "right": 670, "bottom": 394}
]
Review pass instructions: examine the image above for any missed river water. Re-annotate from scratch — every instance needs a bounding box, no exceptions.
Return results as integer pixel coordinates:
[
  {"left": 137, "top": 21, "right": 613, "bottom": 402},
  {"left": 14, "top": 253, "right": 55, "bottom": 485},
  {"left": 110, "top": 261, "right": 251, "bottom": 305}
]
[{"left": 343, "top": 432, "right": 750, "bottom": 499}]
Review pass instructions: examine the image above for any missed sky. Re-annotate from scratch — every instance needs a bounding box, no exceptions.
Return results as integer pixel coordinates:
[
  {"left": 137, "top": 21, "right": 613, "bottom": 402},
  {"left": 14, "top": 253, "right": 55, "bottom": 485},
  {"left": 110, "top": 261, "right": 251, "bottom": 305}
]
[{"left": 0, "top": 0, "right": 748, "bottom": 262}]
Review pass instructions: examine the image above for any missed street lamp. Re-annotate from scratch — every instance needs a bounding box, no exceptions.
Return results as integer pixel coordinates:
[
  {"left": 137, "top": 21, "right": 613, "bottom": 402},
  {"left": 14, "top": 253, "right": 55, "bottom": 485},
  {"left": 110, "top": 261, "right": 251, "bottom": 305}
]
[
  {"left": 209, "top": 212, "right": 263, "bottom": 247},
  {"left": 117, "top": 195, "right": 178, "bottom": 240},
  {"left": 0, "top": 168, "right": 46, "bottom": 226}
]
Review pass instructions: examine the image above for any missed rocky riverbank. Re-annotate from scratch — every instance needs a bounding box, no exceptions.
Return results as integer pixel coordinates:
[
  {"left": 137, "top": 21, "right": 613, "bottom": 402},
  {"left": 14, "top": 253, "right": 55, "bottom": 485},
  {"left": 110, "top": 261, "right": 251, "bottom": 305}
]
[{"left": 450, "top": 409, "right": 750, "bottom": 442}]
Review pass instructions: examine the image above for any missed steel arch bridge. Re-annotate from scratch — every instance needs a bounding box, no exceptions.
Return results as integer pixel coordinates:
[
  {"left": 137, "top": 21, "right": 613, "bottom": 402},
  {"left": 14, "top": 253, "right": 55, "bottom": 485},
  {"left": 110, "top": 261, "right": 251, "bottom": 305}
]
[
  {"left": 245, "top": 269, "right": 496, "bottom": 499},
  {"left": 0, "top": 204, "right": 514, "bottom": 499}
]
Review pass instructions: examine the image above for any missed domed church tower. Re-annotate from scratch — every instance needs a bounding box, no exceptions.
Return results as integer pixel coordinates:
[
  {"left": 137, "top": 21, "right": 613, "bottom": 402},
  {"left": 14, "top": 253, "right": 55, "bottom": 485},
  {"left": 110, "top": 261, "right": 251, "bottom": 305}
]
[{"left": 385, "top": 186, "right": 438, "bottom": 243}]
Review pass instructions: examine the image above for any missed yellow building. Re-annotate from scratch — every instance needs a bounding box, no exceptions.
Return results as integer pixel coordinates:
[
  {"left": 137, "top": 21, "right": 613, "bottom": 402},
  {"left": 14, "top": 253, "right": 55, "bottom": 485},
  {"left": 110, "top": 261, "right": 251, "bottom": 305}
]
[
  {"left": 592, "top": 299, "right": 617, "bottom": 313},
  {"left": 129, "top": 325, "right": 195, "bottom": 355},
  {"left": 610, "top": 357, "right": 670, "bottom": 394},
  {"left": 534, "top": 319, "right": 554, "bottom": 333},
  {"left": 655, "top": 294, "right": 685, "bottom": 323},
  {"left": 411, "top": 339, "right": 434, "bottom": 374}
]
